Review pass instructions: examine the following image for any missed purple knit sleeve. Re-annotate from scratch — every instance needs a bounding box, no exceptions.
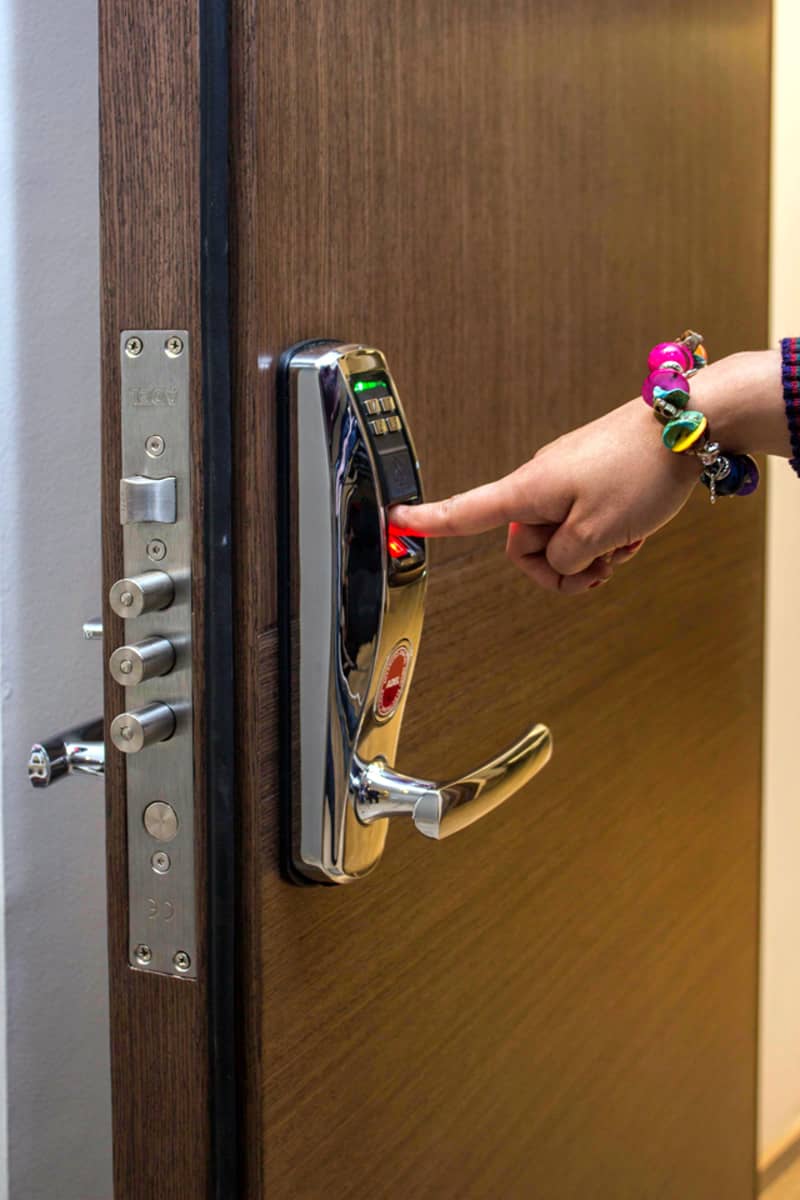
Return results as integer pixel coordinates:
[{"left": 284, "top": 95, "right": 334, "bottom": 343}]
[{"left": 781, "top": 337, "right": 800, "bottom": 475}]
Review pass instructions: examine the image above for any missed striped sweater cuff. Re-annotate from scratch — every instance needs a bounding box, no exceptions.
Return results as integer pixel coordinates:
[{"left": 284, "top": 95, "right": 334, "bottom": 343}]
[{"left": 781, "top": 336, "right": 800, "bottom": 476}]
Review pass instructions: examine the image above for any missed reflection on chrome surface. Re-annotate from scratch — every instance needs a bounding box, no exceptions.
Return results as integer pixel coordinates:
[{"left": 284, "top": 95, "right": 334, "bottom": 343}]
[{"left": 282, "top": 343, "right": 552, "bottom": 884}]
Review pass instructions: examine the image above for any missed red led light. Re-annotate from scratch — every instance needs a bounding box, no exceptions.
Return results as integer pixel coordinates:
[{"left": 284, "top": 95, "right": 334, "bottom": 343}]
[{"left": 387, "top": 535, "right": 408, "bottom": 560}]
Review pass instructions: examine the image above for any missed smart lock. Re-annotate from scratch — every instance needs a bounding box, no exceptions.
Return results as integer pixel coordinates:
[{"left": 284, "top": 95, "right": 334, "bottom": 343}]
[{"left": 279, "top": 342, "right": 553, "bottom": 884}]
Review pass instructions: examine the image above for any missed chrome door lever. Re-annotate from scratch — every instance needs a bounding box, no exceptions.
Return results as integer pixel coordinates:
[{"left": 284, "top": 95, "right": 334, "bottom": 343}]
[
  {"left": 355, "top": 724, "right": 552, "bottom": 839},
  {"left": 279, "top": 342, "right": 554, "bottom": 884},
  {"left": 28, "top": 718, "right": 105, "bottom": 787},
  {"left": 29, "top": 618, "right": 105, "bottom": 786}
]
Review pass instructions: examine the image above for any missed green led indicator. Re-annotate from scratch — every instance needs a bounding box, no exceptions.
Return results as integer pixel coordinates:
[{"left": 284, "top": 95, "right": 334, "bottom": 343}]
[{"left": 354, "top": 380, "right": 385, "bottom": 393}]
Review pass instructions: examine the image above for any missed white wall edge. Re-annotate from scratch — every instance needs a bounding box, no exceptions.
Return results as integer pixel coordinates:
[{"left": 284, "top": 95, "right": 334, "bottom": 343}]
[
  {"left": 759, "top": 0, "right": 800, "bottom": 1163},
  {"left": 0, "top": 0, "right": 15, "bottom": 1192}
]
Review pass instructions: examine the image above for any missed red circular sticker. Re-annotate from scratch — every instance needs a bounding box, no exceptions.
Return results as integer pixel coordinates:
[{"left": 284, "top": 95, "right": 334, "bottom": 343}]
[{"left": 375, "top": 641, "right": 413, "bottom": 721}]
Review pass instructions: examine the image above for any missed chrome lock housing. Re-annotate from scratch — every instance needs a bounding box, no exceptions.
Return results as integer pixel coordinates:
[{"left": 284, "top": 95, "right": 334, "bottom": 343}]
[{"left": 278, "top": 342, "right": 552, "bottom": 885}]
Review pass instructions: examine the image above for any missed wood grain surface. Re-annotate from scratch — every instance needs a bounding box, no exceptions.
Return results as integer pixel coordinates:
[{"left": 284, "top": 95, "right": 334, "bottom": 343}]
[
  {"left": 255, "top": 504, "right": 763, "bottom": 1198},
  {"left": 230, "top": 1, "right": 770, "bottom": 1197},
  {"left": 99, "top": 2, "right": 209, "bottom": 1196}
]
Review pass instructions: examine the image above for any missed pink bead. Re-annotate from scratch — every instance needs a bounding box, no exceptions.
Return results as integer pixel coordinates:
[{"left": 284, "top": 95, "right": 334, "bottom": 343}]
[
  {"left": 642, "top": 369, "right": 690, "bottom": 407},
  {"left": 647, "top": 341, "right": 694, "bottom": 373}
]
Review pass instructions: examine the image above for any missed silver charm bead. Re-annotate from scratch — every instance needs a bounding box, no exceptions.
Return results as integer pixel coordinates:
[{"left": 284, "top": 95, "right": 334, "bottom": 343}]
[
  {"left": 696, "top": 440, "right": 722, "bottom": 467},
  {"left": 713, "top": 456, "right": 732, "bottom": 482},
  {"left": 700, "top": 454, "right": 731, "bottom": 506},
  {"left": 653, "top": 397, "right": 683, "bottom": 423}
]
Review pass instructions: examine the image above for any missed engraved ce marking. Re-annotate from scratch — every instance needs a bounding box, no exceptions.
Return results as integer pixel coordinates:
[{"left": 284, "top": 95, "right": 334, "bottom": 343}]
[{"left": 146, "top": 897, "right": 175, "bottom": 922}]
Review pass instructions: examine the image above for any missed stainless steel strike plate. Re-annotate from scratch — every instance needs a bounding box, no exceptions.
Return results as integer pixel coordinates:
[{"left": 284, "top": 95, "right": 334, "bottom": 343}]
[{"left": 115, "top": 331, "right": 196, "bottom": 979}]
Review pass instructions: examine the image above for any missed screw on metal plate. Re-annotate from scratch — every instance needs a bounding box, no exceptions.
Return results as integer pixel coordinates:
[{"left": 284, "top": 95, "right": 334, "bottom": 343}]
[
  {"left": 145, "top": 433, "right": 166, "bottom": 458},
  {"left": 151, "top": 851, "right": 171, "bottom": 874},
  {"left": 125, "top": 336, "right": 144, "bottom": 358},
  {"left": 134, "top": 944, "right": 152, "bottom": 965},
  {"left": 146, "top": 538, "right": 167, "bottom": 562},
  {"left": 119, "top": 590, "right": 134, "bottom": 608},
  {"left": 173, "top": 951, "right": 191, "bottom": 973},
  {"left": 164, "top": 335, "right": 184, "bottom": 358}
]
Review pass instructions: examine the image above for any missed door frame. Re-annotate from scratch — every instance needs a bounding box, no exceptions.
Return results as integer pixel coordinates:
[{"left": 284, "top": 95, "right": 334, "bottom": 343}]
[{"left": 99, "top": 1, "right": 237, "bottom": 1195}]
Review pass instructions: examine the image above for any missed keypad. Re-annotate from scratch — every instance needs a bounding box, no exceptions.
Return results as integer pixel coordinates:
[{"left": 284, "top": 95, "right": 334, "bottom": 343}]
[{"left": 352, "top": 373, "right": 418, "bottom": 502}]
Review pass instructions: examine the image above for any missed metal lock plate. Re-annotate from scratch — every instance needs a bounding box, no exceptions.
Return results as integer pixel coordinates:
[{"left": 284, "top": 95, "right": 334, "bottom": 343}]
[
  {"left": 120, "top": 474, "right": 177, "bottom": 524},
  {"left": 119, "top": 331, "right": 196, "bottom": 979}
]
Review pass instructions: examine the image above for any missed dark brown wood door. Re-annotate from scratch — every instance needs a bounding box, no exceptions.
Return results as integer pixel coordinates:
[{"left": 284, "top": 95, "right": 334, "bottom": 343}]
[
  {"left": 233, "top": 3, "right": 769, "bottom": 1198},
  {"left": 101, "top": 1, "right": 769, "bottom": 1197}
]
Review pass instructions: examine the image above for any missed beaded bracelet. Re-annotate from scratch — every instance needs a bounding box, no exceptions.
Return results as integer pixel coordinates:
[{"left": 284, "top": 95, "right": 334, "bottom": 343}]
[
  {"left": 642, "top": 331, "right": 760, "bottom": 504},
  {"left": 780, "top": 336, "right": 800, "bottom": 477}
]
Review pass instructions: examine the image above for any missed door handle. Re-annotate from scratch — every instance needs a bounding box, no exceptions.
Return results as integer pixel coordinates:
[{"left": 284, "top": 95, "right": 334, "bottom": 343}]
[
  {"left": 28, "top": 718, "right": 105, "bottom": 787},
  {"left": 278, "top": 342, "right": 553, "bottom": 884},
  {"left": 355, "top": 724, "right": 552, "bottom": 839},
  {"left": 28, "top": 617, "right": 106, "bottom": 787}
]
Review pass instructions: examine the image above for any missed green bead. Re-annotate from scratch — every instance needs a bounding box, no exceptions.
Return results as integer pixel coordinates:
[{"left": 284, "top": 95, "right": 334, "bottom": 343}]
[{"left": 661, "top": 410, "right": 708, "bottom": 453}]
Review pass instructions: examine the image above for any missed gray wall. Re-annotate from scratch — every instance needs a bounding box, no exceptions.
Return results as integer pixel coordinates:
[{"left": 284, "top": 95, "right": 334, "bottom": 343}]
[{"left": 0, "top": 0, "right": 112, "bottom": 1196}]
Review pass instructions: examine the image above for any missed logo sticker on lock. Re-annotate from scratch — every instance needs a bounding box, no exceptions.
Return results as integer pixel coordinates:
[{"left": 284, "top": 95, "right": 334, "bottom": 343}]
[{"left": 375, "top": 640, "right": 413, "bottom": 721}]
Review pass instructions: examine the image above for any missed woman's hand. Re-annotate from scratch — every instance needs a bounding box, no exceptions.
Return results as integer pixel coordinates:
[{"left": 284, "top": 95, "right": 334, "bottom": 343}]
[
  {"left": 391, "top": 350, "right": 782, "bottom": 595},
  {"left": 391, "top": 397, "right": 700, "bottom": 594}
]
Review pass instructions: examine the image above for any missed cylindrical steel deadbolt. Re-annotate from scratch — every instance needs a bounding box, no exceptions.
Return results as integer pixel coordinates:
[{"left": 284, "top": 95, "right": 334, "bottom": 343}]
[
  {"left": 109, "top": 571, "right": 174, "bottom": 619},
  {"left": 110, "top": 703, "right": 176, "bottom": 754},
  {"left": 109, "top": 636, "right": 176, "bottom": 686}
]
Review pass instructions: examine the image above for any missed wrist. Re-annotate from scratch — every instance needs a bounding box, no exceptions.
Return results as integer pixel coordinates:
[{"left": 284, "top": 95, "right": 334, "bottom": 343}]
[
  {"left": 627, "top": 397, "right": 700, "bottom": 485},
  {"left": 688, "top": 349, "right": 783, "bottom": 457}
]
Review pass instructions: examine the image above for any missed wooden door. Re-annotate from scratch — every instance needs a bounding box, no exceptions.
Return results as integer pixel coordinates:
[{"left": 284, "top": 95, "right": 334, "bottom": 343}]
[
  {"left": 233, "top": 3, "right": 769, "bottom": 1198},
  {"left": 100, "top": 1, "right": 770, "bottom": 1198}
]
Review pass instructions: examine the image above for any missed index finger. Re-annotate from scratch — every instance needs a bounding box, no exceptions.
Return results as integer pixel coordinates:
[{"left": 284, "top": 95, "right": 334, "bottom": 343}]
[{"left": 390, "top": 473, "right": 528, "bottom": 538}]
